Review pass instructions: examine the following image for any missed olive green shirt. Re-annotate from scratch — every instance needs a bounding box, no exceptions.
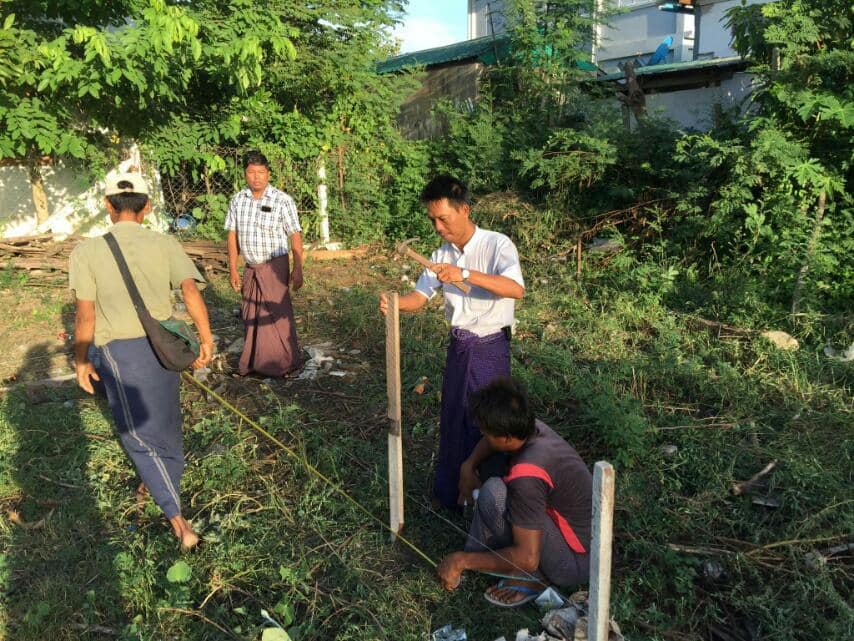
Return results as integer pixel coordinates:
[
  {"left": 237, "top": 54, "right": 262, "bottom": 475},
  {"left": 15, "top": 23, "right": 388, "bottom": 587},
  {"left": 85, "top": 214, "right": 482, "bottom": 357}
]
[{"left": 69, "top": 221, "right": 205, "bottom": 346}]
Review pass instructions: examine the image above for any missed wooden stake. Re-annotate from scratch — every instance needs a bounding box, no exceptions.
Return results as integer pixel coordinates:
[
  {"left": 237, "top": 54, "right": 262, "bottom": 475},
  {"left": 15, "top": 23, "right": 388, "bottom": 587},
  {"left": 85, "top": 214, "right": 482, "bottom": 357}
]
[
  {"left": 385, "top": 292, "right": 404, "bottom": 538},
  {"left": 576, "top": 236, "right": 583, "bottom": 279},
  {"left": 589, "top": 461, "right": 615, "bottom": 641}
]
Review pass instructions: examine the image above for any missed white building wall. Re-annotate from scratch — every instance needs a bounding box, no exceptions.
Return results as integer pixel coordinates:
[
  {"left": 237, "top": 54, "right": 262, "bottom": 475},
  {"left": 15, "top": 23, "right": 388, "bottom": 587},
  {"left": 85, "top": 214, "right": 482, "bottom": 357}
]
[
  {"left": 0, "top": 163, "right": 89, "bottom": 238},
  {"left": 0, "top": 150, "right": 166, "bottom": 239},
  {"left": 465, "top": 2, "right": 695, "bottom": 71},
  {"left": 466, "top": 0, "right": 772, "bottom": 60},
  {"left": 645, "top": 71, "right": 757, "bottom": 130},
  {"left": 697, "top": 0, "right": 771, "bottom": 58},
  {"left": 461, "top": 0, "right": 765, "bottom": 132}
]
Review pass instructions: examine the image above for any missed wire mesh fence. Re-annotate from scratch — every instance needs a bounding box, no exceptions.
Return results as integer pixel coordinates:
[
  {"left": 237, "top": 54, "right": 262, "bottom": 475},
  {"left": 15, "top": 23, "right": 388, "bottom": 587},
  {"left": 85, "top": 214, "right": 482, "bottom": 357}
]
[{"left": 155, "top": 147, "right": 322, "bottom": 241}]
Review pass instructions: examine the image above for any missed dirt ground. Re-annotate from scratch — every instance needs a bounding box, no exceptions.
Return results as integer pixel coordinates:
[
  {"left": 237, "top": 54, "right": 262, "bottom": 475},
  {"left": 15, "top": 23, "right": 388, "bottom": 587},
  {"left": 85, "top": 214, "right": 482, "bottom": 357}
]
[
  {"left": 0, "top": 286, "right": 76, "bottom": 385},
  {"left": 0, "top": 248, "right": 395, "bottom": 397}
]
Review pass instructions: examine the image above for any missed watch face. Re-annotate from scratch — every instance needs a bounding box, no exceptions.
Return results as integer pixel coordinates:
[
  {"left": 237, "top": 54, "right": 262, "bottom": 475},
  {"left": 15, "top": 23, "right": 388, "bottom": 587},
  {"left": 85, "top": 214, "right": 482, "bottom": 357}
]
[{"left": 462, "top": 269, "right": 470, "bottom": 279}]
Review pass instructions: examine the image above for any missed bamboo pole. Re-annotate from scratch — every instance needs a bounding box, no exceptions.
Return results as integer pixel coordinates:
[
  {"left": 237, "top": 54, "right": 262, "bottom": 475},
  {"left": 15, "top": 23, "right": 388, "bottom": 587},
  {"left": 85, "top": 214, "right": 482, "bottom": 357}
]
[
  {"left": 385, "top": 292, "right": 404, "bottom": 538},
  {"left": 589, "top": 461, "right": 615, "bottom": 641}
]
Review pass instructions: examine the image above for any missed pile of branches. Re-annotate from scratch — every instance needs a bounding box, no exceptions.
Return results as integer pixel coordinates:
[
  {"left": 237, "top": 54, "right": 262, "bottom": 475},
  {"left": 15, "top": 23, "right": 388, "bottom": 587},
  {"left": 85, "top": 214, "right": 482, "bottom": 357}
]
[
  {"left": 0, "top": 235, "right": 371, "bottom": 284},
  {"left": 0, "top": 234, "right": 74, "bottom": 280},
  {"left": 0, "top": 235, "right": 232, "bottom": 281}
]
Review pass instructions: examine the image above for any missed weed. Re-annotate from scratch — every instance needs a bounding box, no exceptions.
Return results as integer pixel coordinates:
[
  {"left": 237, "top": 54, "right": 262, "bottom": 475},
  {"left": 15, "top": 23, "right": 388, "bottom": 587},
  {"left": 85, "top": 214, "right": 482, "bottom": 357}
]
[
  {"left": 0, "top": 253, "right": 850, "bottom": 640},
  {"left": 0, "top": 262, "right": 27, "bottom": 290}
]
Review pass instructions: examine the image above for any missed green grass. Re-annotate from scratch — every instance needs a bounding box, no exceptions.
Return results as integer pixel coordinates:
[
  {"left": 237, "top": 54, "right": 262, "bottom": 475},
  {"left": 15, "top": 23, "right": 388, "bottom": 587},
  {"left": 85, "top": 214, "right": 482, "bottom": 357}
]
[{"left": 0, "top": 252, "right": 851, "bottom": 640}]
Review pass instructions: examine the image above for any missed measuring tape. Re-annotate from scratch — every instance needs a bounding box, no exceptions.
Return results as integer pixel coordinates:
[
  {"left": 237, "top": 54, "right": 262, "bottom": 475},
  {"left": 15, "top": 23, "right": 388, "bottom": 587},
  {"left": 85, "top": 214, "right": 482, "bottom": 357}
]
[{"left": 181, "top": 372, "right": 439, "bottom": 568}]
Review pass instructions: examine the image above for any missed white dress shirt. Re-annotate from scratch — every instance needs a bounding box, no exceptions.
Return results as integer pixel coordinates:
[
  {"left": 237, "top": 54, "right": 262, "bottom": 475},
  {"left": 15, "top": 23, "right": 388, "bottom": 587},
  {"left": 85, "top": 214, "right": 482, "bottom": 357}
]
[{"left": 415, "top": 227, "right": 524, "bottom": 337}]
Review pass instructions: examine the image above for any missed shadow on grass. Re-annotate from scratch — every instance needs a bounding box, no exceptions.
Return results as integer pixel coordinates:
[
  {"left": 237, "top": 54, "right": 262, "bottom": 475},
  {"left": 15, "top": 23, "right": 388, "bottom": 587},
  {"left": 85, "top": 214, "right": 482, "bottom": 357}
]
[{"left": 2, "top": 342, "right": 125, "bottom": 640}]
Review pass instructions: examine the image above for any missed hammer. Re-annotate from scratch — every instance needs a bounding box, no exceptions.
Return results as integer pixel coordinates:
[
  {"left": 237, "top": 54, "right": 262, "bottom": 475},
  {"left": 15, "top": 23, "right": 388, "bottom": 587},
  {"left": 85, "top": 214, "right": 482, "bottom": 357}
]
[{"left": 396, "top": 238, "right": 471, "bottom": 294}]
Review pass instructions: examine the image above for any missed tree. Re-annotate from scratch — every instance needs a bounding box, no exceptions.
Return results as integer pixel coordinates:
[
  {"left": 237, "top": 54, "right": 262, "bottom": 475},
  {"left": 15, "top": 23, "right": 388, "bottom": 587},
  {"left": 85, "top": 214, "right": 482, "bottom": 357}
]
[
  {"left": 143, "top": 0, "right": 419, "bottom": 242},
  {"left": 0, "top": 0, "right": 296, "bottom": 224},
  {"left": 715, "top": 0, "right": 853, "bottom": 314}
]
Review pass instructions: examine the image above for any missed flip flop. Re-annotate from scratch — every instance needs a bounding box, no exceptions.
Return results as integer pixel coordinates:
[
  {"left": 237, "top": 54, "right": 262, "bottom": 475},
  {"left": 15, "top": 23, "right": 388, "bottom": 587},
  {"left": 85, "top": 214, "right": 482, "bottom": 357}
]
[{"left": 483, "top": 579, "right": 542, "bottom": 608}]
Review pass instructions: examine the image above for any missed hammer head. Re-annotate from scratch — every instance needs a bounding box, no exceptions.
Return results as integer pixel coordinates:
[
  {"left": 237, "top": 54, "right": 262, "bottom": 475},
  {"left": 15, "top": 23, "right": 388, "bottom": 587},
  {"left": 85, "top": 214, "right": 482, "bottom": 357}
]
[{"left": 395, "top": 238, "right": 419, "bottom": 255}]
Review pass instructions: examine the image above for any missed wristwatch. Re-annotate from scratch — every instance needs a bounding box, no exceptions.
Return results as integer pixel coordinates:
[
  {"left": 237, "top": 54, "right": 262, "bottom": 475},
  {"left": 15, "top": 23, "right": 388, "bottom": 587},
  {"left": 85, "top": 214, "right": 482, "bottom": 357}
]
[{"left": 461, "top": 268, "right": 471, "bottom": 281}]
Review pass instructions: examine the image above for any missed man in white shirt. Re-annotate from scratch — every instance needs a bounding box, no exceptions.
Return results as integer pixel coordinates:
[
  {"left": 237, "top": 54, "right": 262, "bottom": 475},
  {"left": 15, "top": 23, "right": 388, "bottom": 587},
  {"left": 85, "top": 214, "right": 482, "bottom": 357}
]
[{"left": 380, "top": 175, "right": 525, "bottom": 508}]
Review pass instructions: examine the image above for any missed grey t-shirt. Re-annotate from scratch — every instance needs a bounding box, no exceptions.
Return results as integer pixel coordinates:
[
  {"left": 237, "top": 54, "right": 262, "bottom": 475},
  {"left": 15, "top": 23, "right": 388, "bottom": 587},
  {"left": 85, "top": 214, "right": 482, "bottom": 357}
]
[{"left": 505, "top": 420, "right": 593, "bottom": 551}]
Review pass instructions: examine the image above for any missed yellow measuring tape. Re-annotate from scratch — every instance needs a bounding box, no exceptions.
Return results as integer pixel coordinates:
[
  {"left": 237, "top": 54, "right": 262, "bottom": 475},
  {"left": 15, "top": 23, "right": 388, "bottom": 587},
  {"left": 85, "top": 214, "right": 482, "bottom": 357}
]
[{"left": 181, "top": 372, "right": 438, "bottom": 568}]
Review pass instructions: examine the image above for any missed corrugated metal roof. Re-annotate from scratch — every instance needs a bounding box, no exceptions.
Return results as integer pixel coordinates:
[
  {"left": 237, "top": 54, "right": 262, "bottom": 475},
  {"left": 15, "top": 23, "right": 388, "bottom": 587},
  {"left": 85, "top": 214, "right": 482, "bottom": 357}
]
[
  {"left": 377, "top": 35, "right": 511, "bottom": 74},
  {"left": 377, "top": 35, "right": 599, "bottom": 75},
  {"left": 597, "top": 55, "right": 748, "bottom": 82}
]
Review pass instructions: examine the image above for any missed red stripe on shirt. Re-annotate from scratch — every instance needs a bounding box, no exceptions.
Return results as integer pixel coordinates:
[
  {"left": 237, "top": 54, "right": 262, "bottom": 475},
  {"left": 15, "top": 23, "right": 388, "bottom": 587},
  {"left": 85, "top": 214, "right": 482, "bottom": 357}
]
[
  {"left": 504, "top": 462, "right": 555, "bottom": 488},
  {"left": 504, "top": 463, "right": 587, "bottom": 555}
]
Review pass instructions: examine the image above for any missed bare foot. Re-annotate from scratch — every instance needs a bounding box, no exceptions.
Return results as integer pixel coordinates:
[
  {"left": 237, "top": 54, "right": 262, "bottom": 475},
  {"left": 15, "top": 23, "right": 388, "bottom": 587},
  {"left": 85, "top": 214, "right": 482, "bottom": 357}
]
[
  {"left": 168, "top": 515, "right": 200, "bottom": 551},
  {"left": 484, "top": 578, "right": 548, "bottom": 606}
]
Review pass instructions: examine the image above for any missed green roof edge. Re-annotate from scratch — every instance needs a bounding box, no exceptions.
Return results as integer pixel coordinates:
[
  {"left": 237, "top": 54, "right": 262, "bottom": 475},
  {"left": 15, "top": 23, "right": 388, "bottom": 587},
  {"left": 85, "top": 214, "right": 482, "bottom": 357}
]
[
  {"left": 377, "top": 34, "right": 512, "bottom": 74},
  {"left": 596, "top": 55, "right": 749, "bottom": 82}
]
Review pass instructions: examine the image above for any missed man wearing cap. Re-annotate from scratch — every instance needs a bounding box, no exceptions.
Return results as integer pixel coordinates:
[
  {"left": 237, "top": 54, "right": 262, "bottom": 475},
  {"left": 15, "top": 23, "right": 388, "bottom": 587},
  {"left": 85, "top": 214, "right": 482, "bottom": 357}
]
[
  {"left": 379, "top": 175, "right": 524, "bottom": 510},
  {"left": 69, "top": 172, "right": 215, "bottom": 549},
  {"left": 226, "top": 150, "right": 303, "bottom": 377}
]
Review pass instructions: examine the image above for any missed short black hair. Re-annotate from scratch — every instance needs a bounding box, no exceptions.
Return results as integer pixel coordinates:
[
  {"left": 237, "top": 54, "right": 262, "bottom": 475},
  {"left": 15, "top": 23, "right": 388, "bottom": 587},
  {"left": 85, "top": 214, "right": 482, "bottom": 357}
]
[
  {"left": 420, "top": 175, "right": 471, "bottom": 209},
  {"left": 244, "top": 150, "right": 270, "bottom": 169},
  {"left": 106, "top": 181, "right": 149, "bottom": 213},
  {"left": 469, "top": 376, "right": 536, "bottom": 440}
]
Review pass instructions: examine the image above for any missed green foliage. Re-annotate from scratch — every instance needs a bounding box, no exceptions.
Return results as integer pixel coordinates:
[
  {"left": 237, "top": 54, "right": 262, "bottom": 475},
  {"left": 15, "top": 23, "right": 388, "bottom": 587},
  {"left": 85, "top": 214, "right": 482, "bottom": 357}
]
[
  {"left": 500, "top": 0, "right": 599, "bottom": 131},
  {"left": 1, "top": 1, "right": 428, "bottom": 245},
  {"left": 192, "top": 193, "right": 230, "bottom": 241},
  {"left": 429, "top": 101, "right": 510, "bottom": 192},
  {"left": 0, "top": 261, "right": 28, "bottom": 288},
  {"left": 676, "top": 0, "right": 854, "bottom": 314},
  {"left": 425, "top": 0, "right": 851, "bottom": 324},
  {"left": 0, "top": 0, "right": 212, "bottom": 176},
  {"left": 519, "top": 127, "right": 617, "bottom": 196},
  {"left": 165, "top": 560, "right": 192, "bottom": 584},
  {"left": 142, "top": 0, "right": 419, "bottom": 244}
]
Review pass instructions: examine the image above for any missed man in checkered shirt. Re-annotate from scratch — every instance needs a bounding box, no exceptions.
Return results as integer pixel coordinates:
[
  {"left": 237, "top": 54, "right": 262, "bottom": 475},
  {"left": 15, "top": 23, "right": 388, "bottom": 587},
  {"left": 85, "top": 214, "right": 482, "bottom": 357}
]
[{"left": 226, "top": 150, "right": 303, "bottom": 376}]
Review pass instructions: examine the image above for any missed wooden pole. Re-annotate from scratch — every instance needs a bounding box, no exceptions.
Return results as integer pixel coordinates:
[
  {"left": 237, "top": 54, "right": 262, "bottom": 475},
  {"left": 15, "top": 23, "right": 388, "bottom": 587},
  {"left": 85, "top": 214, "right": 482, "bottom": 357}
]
[
  {"left": 385, "top": 292, "right": 404, "bottom": 538},
  {"left": 576, "top": 236, "right": 583, "bottom": 279},
  {"left": 589, "top": 461, "right": 615, "bottom": 641},
  {"left": 317, "top": 159, "right": 330, "bottom": 246}
]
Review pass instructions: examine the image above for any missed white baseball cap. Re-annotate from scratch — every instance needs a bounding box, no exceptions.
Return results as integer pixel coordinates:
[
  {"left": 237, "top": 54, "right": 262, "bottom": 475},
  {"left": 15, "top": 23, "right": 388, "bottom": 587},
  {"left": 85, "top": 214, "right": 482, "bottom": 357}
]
[{"left": 105, "top": 172, "right": 149, "bottom": 196}]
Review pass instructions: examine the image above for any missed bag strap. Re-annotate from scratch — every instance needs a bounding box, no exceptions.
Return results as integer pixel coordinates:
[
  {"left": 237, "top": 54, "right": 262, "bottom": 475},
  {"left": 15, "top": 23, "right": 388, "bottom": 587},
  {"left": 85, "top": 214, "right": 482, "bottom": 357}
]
[{"left": 103, "top": 232, "right": 148, "bottom": 314}]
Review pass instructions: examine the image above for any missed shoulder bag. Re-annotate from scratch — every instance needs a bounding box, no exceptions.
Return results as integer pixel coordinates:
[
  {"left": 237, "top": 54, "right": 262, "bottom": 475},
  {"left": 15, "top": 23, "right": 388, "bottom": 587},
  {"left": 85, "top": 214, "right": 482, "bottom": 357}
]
[{"left": 103, "top": 232, "right": 199, "bottom": 371}]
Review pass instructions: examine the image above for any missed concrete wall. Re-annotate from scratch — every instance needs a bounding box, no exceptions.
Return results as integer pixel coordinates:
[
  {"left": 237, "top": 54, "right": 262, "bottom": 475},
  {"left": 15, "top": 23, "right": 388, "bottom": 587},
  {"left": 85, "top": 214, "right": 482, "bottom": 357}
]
[
  {"left": 0, "top": 148, "right": 167, "bottom": 239},
  {"left": 696, "top": 0, "right": 772, "bottom": 58},
  {"left": 0, "top": 162, "right": 88, "bottom": 237},
  {"left": 644, "top": 71, "right": 757, "bottom": 130},
  {"left": 397, "top": 62, "right": 484, "bottom": 139}
]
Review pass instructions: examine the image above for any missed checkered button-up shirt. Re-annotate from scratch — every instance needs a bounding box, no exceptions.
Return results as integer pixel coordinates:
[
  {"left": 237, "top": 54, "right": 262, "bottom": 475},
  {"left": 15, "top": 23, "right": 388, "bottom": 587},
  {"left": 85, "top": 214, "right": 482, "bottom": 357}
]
[{"left": 225, "top": 185, "right": 302, "bottom": 265}]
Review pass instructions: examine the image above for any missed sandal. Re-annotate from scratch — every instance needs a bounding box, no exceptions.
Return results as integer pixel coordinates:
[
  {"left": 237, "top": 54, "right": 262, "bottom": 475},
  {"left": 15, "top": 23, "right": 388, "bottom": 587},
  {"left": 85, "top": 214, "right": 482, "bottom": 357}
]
[{"left": 483, "top": 579, "right": 542, "bottom": 608}]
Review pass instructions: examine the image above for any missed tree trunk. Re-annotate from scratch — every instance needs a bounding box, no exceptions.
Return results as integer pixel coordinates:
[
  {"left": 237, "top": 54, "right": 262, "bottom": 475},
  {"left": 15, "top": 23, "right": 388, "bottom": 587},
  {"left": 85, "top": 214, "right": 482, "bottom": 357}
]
[
  {"left": 27, "top": 157, "right": 50, "bottom": 225},
  {"left": 790, "top": 189, "right": 827, "bottom": 321}
]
